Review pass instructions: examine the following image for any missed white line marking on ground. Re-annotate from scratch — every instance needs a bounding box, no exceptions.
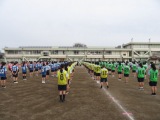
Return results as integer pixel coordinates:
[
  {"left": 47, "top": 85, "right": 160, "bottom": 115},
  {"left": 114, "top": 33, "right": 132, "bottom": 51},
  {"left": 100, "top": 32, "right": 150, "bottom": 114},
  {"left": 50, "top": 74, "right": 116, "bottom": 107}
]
[
  {"left": 88, "top": 71, "right": 134, "bottom": 120},
  {"left": 102, "top": 87, "right": 135, "bottom": 120}
]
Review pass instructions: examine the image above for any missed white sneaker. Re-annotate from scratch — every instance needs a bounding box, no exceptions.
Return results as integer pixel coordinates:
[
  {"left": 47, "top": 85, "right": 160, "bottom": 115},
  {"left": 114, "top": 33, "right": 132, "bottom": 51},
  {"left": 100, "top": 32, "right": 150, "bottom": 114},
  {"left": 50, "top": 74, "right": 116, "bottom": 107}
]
[
  {"left": 97, "top": 81, "right": 100, "bottom": 84},
  {"left": 14, "top": 81, "right": 18, "bottom": 83},
  {"left": 42, "top": 80, "right": 45, "bottom": 83}
]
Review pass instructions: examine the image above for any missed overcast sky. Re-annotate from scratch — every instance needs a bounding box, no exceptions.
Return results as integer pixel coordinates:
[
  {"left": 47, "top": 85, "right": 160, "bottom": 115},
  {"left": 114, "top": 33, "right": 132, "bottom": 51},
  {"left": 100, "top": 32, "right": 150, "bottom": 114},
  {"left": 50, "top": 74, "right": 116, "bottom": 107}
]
[{"left": 0, "top": 0, "right": 160, "bottom": 51}]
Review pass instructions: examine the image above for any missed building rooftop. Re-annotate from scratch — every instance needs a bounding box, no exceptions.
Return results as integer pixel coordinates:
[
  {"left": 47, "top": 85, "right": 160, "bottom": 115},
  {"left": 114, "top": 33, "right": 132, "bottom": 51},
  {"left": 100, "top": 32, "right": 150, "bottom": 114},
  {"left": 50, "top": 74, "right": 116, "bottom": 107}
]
[
  {"left": 19, "top": 46, "right": 52, "bottom": 48},
  {"left": 4, "top": 46, "right": 117, "bottom": 49},
  {"left": 123, "top": 42, "right": 160, "bottom": 47},
  {"left": 4, "top": 42, "right": 160, "bottom": 50}
]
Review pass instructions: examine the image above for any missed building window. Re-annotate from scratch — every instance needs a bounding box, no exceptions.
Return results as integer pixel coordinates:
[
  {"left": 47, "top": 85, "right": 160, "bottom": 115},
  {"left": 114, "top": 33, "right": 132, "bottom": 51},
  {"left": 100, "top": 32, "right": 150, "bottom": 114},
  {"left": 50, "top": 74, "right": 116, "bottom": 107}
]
[
  {"left": 151, "top": 45, "right": 160, "bottom": 48},
  {"left": 7, "top": 50, "right": 15, "bottom": 54},
  {"left": 29, "top": 50, "right": 41, "bottom": 55},
  {"left": 63, "top": 51, "right": 65, "bottom": 55},
  {"left": 7, "top": 50, "right": 22, "bottom": 54},
  {"left": 51, "top": 50, "right": 58, "bottom": 55},
  {"left": 105, "top": 51, "right": 112, "bottom": 55},
  {"left": 43, "top": 51, "right": 49, "bottom": 56},
  {"left": 95, "top": 51, "right": 101, "bottom": 54},
  {"left": 74, "top": 51, "right": 79, "bottom": 55},
  {"left": 24, "top": 51, "right": 30, "bottom": 54}
]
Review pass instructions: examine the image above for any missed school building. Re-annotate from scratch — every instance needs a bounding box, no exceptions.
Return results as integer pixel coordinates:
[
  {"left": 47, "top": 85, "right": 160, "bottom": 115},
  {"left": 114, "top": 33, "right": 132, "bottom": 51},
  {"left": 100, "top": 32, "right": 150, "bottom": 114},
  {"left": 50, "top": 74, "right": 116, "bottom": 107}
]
[{"left": 3, "top": 42, "right": 160, "bottom": 62}]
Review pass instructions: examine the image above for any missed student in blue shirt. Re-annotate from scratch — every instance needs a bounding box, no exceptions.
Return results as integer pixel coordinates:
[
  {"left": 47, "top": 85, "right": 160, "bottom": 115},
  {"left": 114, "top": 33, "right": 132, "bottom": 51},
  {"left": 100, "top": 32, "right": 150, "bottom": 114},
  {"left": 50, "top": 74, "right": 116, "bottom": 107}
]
[
  {"left": 54, "top": 62, "right": 58, "bottom": 77},
  {"left": 29, "top": 61, "right": 34, "bottom": 77},
  {"left": 54, "top": 62, "right": 59, "bottom": 77},
  {"left": 41, "top": 63, "right": 46, "bottom": 83},
  {"left": 50, "top": 61, "right": 55, "bottom": 77},
  {"left": 0, "top": 62, "right": 7, "bottom": 88},
  {"left": 12, "top": 62, "right": 19, "bottom": 83},
  {"left": 21, "top": 62, "right": 27, "bottom": 80},
  {"left": 46, "top": 62, "right": 51, "bottom": 80},
  {"left": 38, "top": 61, "right": 42, "bottom": 72},
  {"left": 35, "top": 62, "right": 39, "bottom": 76}
]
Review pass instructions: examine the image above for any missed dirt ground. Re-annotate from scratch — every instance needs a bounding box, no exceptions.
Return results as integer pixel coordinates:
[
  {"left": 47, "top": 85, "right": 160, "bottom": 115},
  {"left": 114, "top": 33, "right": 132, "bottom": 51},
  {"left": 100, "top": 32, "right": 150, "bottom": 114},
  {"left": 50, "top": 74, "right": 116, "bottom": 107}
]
[{"left": 0, "top": 66, "right": 160, "bottom": 120}]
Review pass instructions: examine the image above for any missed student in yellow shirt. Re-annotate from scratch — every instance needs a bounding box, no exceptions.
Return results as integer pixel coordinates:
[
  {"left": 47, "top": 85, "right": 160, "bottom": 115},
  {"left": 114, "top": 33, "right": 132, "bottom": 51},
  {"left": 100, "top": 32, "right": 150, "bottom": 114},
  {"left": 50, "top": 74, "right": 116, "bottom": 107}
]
[
  {"left": 100, "top": 65, "right": 109, "bottom": 88},
  {"left": 57, "top": 64, "right": 68, "bottom": 102},
  {"left": 66, "top": 63, "right": 72, "bottom": 94},
  {"left": 93, "top": 64, "right": 97, "bottom": 80},
  {"left": 96, "top": 64, "right": 101, "bottom": 83}
]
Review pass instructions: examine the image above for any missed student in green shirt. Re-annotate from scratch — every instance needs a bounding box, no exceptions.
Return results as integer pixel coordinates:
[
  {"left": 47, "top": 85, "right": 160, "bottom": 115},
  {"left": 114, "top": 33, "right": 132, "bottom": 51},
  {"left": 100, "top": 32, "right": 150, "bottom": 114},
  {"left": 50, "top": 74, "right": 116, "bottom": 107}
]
[
  {"left": 108, "top": 62, "right": 112, "bottom": 75},
  {"left": 132, "top": 61, "right": 137, "bottom": 78},
  {"left": 117, "top": 62, "right": 123, "bottom": 81},
  {"left": 123, "top": 62, "right": 130, "bottom": 83},
  {"left": 111, "top": 61, "right": 116, "bottom": 77},
  {"left": 137, "top": 63, "right": 145, "bottom": 90},
  {"left": 143, "top": 61, "right": 148, "bottom": 79},
  {"left": 148, "top": 64, "right": 159, "bottom": 95},
  {"left": 106, "top": 62, "right": 109, "bottom": 70}
]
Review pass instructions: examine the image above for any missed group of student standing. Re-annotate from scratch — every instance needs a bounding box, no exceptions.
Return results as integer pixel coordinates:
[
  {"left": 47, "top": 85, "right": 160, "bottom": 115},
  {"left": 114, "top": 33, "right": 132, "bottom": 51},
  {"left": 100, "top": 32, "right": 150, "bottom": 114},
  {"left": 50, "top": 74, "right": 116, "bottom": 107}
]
[
  {"left": 6, "top": 61, "right": 62, "bottom": 84},
  {"left": 83, "top": 61, "right": 159, "bottom": 95},
  {"left": 0, "top": 61, "right": 77, "bottom": 102}
]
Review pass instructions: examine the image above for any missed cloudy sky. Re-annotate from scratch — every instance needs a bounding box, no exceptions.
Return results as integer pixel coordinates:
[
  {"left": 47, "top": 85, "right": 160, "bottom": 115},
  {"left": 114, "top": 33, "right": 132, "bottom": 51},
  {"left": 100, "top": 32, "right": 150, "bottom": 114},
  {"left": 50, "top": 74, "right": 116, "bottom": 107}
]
[{"left": 0, "top": 0, "right": 160, "bottom": 51}]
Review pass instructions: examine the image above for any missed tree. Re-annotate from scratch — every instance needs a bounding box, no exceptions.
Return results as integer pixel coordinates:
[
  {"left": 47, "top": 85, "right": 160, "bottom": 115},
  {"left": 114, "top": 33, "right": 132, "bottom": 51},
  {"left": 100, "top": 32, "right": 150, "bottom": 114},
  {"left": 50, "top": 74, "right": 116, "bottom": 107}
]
[{"left": 73, "top": 43, "right": 87, "bottom": 48}]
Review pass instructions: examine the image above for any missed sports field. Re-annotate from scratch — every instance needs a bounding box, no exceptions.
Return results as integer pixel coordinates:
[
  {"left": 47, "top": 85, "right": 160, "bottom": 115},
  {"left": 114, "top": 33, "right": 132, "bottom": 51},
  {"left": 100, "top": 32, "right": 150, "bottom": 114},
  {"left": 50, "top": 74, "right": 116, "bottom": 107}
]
[{"left": 0, "top": 66, "right": 160, "bottom": 120}]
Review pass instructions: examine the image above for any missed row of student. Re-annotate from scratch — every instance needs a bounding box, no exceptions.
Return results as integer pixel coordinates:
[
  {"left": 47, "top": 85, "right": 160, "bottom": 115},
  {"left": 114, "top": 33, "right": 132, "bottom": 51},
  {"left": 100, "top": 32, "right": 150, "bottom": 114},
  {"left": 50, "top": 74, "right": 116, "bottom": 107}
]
[
  {"left": 8, "top": 61, "right": 69, "bottom": 77},
  {"left": 20, "top": 61, "right": 73, "bottom": 82},
  {"left": 40, "top": 62, "right": 74, "bottom": 84},
  {"left": 0, "top": 61, "right": 59, "bottom": 86},
  {"left": 40, "top": 61, "right": 77, "bottom": 102},
  {"left": 83, "top": 61, "right": 159, "bottom": 95},
  {"left": 0, "top": 61, "right": 76, "bottom": 88},
  {"left": 87, "top": 61, "right": 153, "bottom": 81},
  {"left": 8, "top": 61, "right": 68, "bottom": 75},
  {"left": 100, "top": 61, "right": 148, "bottom": 73},
  {"left": 117, "top": 61, "right": 158, "bottom": 95},
  {"left": 1, "top": 61, "right": 77, "bottom": 103},
  {"left": 85, "top": 61, "right": 151, "bottom": 81}
]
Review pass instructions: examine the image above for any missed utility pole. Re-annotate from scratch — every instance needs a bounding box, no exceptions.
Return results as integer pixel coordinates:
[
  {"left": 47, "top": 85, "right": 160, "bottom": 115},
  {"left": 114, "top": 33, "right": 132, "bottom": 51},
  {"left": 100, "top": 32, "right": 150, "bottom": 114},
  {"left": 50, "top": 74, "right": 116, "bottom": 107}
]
[{"left": 149, "top": 38, "right": 151, "bottom": 63}]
